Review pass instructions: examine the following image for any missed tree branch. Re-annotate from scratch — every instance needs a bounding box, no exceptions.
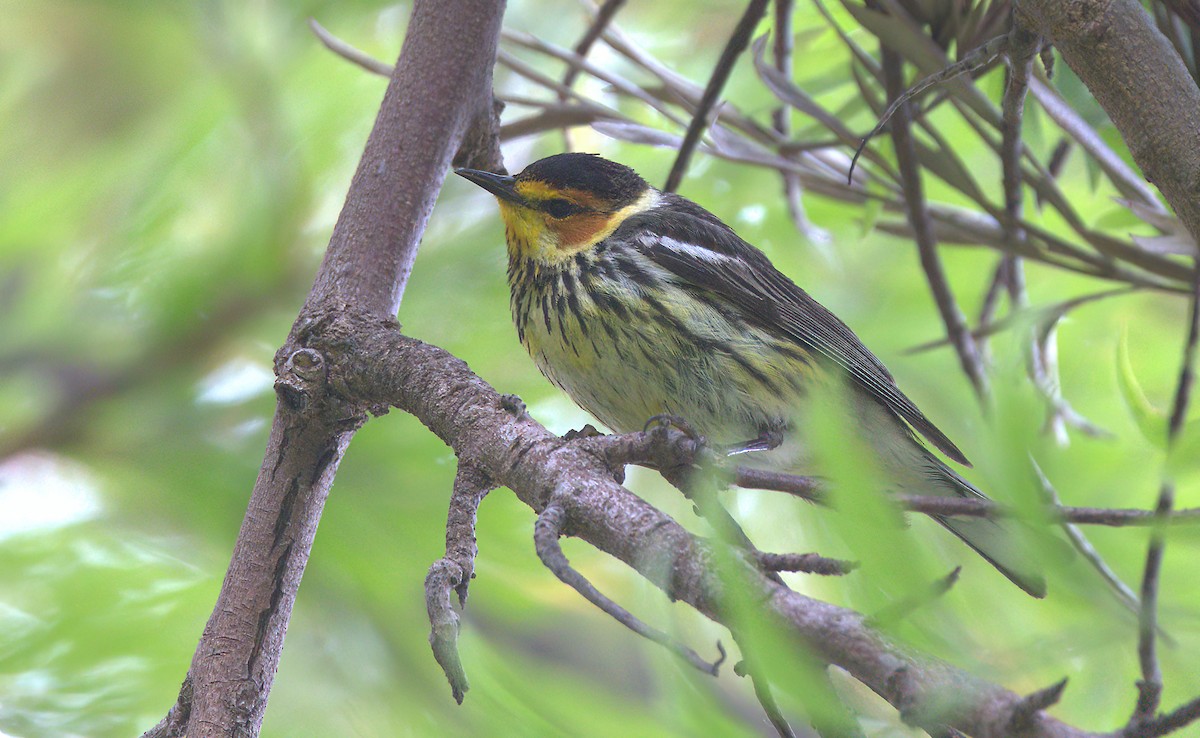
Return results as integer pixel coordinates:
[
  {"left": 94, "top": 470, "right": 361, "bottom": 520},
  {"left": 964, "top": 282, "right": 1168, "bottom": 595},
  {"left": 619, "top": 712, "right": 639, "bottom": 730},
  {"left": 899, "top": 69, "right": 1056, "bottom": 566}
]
[
  {"left": 425, "top": 462, "right": 492, "bottom": 703},
  {"left": 320, "top": 312, "right": 1109, "bottom": 737},
  {"left": 663, "top": 0, "right": 770, "bottom": 192},
  {"left": 1016, "top": 0, "right": 1200, "bottom": 243},
  {"left": 880, "top": 44, "right": 990, "bottom": 399},
  {"left": 144, "top": 2, "right": 506, "bottom": 736}
]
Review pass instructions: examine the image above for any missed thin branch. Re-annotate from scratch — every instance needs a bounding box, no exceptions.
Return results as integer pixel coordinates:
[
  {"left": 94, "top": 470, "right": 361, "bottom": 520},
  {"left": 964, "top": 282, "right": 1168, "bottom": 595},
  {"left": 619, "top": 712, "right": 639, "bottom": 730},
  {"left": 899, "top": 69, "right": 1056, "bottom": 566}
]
[
  {"left": 977, "top": 257, "right": 1010, "bottom": 358},
  {"left": 881, "top": 45, "right": 989, "bottom": 399},
  {"left": 502, "top": 30, "right": 689, "bottom": 126},
  {"left": 1132, "top": 256, "right": 1200, "bottom": 724},
  {"left": 894, "top": 494, "right": 1200, "bottom": 527},
  {"left": 756, "top": 552, "right": 857, "bottom": 576},
  {"left": 663, "top": 0, "right": 771, "bottom": 192},
  {"left": 1010, "top": 679, "right": 1070, "bottom": 735},
  {"left": 743, "top": 465, "right": 1200, "bottom": 526},
  {"left": 1027, "top": 78, "right": 1163, "bottom": 211},
  {"left": 770, "top": 0, "right": 829, "bottom": 246},
  {"left": 555, "top": 0, "right": 626, "bottom": 147},
  {"left": 309, "top": 18, "right": 393, "bottom": 76},
  {"left": 906, "top": 287, "right": 1134, "bottom": 357},
  {"left": 734, "top": 466, "right": 825, "bottom": 501},
  {"left": 1000, "top": 26, "right": 1036, "bottom": 262},
  {"left": 534, "top": 500, "right": 724, "bottom": 676},
  {"left": 425, "top": 463, "right": 493, "bottom": 703},
  {"left": 1125, "top": 695, "right": 1200, "bottom": 737},
  {"left": 733, "top": 639, "right": 867, "bottom": 738},
  {"left": 660, "top": 455, "right": 787, "bottom": 586},
  {"left": 1000, "top": 25, "right": 1094, "bottom": 442},
  {"left": 849, "top": 34, "right": 1009, "bottom": 181},
  {"left": 562, "top": 0, "right": 626, "bottom": 89},
  {"left": 735, "top": 655, "right": 799, "bottom": 738},
  {"left": 500, "top": 103, "right": 621, "bottom": 141},
  {"left": 1034, "top": 464, "right": 1141, "bottom": 615}
]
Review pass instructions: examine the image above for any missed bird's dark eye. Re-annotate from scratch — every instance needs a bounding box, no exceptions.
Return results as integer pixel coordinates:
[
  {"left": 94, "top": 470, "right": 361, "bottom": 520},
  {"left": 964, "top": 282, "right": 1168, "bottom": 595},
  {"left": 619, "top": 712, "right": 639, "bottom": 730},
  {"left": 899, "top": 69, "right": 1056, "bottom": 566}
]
[{"left": 543, "top": 198, "right": 580, "bottom": 219}]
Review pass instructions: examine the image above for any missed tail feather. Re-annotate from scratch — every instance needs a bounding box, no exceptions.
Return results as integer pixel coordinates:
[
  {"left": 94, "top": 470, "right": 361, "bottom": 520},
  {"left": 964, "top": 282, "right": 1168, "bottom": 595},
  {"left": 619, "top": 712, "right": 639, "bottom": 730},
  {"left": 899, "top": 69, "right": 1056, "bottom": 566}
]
[
  {"left": 936, "top": 515, "right": 1047, "bottom": 598},
  {"left": 924, "top": 458, "right": 1047, "bottom": 598},
  {"left": 848, "top": 391, "right": 1047, "bottom": 597}
]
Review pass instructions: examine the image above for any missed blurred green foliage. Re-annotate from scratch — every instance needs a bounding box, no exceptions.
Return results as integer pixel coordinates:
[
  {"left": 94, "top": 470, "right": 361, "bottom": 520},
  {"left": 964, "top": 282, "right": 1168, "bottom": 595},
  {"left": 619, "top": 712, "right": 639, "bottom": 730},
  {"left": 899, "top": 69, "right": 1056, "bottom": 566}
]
[{"left": 2, "top": 1, "right": 1198, "bottom": 736}]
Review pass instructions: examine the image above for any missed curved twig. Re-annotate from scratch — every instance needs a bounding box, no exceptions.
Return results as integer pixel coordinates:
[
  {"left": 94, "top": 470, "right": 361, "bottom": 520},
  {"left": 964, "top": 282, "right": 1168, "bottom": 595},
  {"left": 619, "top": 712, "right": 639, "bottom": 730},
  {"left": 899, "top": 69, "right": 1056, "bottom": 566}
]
[{"left": 534, "top": 500, "right": 724, "bottom": 676}]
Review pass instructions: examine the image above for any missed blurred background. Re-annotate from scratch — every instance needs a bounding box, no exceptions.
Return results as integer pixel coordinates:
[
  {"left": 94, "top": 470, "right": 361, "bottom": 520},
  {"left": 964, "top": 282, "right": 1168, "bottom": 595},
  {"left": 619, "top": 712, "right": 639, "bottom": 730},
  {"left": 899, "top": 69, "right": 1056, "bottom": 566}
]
[{"left": 2, "top": 1, "right": 1199, "bottom": 736}]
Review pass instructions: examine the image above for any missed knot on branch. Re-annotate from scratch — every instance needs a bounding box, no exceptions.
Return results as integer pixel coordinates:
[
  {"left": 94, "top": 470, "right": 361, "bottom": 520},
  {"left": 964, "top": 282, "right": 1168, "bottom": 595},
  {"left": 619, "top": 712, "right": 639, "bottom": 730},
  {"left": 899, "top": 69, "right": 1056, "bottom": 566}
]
[{"left": 274, "top": 348, "right": 327, "bottom": 411}]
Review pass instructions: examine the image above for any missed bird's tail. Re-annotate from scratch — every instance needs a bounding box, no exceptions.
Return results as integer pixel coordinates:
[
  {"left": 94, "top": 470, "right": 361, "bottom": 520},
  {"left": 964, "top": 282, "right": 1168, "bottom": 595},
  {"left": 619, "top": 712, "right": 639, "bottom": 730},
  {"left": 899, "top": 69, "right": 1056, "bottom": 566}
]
[{"left": 923, "top": 460, "right": 1047, "bottom": 598}]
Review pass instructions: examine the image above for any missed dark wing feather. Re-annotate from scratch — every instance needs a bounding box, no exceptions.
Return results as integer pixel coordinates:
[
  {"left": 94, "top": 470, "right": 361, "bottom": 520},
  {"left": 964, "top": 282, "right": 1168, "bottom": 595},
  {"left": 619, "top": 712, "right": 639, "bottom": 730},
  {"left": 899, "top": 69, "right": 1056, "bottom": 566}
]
[{"left": 621, "top": 194, "right": 971, "bottom": 466}]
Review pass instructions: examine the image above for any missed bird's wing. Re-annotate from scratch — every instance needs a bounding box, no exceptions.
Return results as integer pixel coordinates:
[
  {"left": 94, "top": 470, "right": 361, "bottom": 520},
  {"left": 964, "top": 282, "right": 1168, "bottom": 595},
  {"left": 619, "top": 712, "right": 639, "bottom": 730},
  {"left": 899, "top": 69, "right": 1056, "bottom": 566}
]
[{"left": 624, "top": 195, "right": 970, "bottom": 466}]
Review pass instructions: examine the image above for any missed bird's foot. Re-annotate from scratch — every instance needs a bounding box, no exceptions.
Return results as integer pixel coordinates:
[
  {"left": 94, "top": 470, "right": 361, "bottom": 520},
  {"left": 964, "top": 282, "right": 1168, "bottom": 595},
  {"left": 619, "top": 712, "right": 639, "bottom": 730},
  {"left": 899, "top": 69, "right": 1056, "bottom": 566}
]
[{"left": 722, "top": 428, "right": 783, "bottom": 457}]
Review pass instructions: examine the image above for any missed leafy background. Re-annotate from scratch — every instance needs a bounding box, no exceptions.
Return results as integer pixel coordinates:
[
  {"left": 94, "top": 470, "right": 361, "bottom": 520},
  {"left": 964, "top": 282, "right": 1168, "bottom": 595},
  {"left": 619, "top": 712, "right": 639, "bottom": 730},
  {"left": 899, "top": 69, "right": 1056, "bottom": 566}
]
[{"left": 2, "top": 1, "right": 1197, "bottom": 736}]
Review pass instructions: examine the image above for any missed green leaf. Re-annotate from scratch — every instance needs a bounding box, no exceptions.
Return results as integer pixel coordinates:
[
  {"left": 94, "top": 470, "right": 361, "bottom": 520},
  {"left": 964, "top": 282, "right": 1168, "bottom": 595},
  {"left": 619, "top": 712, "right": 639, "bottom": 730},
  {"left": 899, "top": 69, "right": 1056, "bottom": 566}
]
[{"left": 1116, "top": 330, "right": 1168, "bottom": 449}]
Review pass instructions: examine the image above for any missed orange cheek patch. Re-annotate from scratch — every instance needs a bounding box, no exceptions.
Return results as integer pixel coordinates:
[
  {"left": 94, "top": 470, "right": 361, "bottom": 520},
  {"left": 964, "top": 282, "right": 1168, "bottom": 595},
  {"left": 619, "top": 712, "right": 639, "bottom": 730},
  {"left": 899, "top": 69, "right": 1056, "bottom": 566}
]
[{"left": 549, "top": 213, "right": 609, "bottom": 249}]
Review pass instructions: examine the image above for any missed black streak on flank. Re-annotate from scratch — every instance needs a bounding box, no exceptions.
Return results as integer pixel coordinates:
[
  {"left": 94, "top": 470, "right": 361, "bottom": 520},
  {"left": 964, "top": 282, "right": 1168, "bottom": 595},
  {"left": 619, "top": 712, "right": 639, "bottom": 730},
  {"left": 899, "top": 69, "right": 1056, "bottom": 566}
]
[
  {"left": 541, "top": 292, "right": 553, "bottom": 334},
  {"left": 594, "top": 290, "right": 629, "bottom": 321}
]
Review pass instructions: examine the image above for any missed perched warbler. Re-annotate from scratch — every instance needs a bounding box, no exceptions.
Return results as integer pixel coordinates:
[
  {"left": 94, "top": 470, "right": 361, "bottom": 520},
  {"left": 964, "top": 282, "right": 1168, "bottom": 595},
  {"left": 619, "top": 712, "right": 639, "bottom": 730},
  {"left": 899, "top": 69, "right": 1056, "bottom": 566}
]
[{"left": 456, "top": 152, "right": 1045, "bottom": 598}]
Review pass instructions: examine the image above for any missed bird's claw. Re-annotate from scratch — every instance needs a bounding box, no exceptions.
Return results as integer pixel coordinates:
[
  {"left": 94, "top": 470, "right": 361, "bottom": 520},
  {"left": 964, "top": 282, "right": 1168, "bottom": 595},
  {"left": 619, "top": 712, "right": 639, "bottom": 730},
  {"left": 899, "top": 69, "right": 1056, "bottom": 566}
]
[
  {"left": 644, "top": 414, "right": 703, "bottom": 442},
  {"left": 723, "top": 428, "right": 783, "bottom": 457}
]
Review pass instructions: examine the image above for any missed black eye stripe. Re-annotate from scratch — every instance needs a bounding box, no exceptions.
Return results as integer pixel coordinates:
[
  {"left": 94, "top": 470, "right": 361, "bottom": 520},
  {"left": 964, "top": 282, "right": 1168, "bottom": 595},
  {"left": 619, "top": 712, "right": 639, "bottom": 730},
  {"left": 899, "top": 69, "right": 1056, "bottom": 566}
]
[{"left": 542, "top": 198, "right": 584, "bottom": 219}]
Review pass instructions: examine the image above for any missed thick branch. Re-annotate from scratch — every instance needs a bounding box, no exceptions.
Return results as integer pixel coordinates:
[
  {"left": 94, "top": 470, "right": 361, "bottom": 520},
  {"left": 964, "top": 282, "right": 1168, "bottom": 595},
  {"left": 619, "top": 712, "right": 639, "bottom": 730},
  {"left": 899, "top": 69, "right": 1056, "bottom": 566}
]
[
  {"left": 1016, "top": 0, "right": 1200, "bottom": 243},
  {"left": 319, "top": 310, "right": 1108, "bottom": 738},
  {"left": 147, "top": 3, "right": 506, "bottom": 736},
  {"left": 301, "top": 3, "right": 504, "bottom": 319}
]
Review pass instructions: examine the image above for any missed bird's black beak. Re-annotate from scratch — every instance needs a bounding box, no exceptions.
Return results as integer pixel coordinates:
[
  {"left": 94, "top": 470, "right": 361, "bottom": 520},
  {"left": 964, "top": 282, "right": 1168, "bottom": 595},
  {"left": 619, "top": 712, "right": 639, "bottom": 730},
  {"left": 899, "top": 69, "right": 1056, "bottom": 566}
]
[{"left": 455, "top": 168, "right": 525, "bottom": 205}]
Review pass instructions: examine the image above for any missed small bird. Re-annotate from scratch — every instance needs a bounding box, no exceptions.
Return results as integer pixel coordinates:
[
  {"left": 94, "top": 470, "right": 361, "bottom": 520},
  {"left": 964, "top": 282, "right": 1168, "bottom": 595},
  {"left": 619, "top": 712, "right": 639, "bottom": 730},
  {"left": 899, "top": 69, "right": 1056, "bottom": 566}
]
[{"left": 456, "top": 152, "right": 1046, "bottom": 598}]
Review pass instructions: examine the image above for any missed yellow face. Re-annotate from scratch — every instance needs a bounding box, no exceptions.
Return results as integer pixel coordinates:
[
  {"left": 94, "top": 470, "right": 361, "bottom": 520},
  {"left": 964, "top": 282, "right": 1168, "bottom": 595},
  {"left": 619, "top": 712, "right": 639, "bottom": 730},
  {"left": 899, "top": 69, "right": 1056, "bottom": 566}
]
[{"left": 498, "top": 180, "right": 658, "bottom": 264}]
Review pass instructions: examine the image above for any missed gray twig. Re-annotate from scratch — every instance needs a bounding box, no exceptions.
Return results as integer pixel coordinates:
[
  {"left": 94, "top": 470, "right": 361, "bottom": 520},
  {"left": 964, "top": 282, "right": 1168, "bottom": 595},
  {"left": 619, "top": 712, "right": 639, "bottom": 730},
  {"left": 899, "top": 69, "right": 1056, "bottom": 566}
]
[
  {"left": 664, "top": 0, "right": 771, "bottom": 192},
  {"left": 534, "top": 500, "right": 724, "bottom": 675},
  {"left": 1123, "top": 695, "right": 1200, "bottom": 737},
  {"left": 425, "top": 463, "right": 493, "bottom": 703},
  {"left": 770, "top": 0, "right": 829, "bottom": 246},
  {"left": 563, "top": 0, "right": 626, "bottom": 89},
  {"left": 735, "top": 655, "right": 799, "bottom": 738},
  {"left": 309, "top": 18, "right": 393, "bottom": 76},
  {"left": 1131, "top": 257, "right": 1200, "bottom": 724},
  {"left": 881, "top": 45, "right": 989, "bottom": 399},
  {"left": 849, "top": 34, "right": 1009, "bottom": 181},
  {"left": 1010, "top": 679, "right": 1070, "bottom": 734},
  {"left": 756, "top": 551, "right": 857, "bottom": 576}
]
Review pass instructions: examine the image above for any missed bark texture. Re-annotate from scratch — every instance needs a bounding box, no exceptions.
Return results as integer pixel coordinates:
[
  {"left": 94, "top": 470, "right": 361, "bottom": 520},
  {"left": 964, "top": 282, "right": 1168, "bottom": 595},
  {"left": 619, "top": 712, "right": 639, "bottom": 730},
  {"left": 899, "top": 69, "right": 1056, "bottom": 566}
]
[
  {"left": 143, "top": 2, "right": 505, "bottom": 736},
  {"left": 1017, "top": 0, "right": 1200, "bottom": 241}
]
